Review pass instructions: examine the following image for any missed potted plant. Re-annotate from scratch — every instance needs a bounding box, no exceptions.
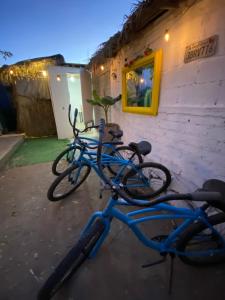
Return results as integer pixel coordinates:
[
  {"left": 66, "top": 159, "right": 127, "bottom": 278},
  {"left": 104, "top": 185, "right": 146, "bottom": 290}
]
[
  {"left": 87, "top": 91, "right": 121, "bottom": 140},
  {"left": 87, "top": 90, "right": 121, "bottom": 124}
]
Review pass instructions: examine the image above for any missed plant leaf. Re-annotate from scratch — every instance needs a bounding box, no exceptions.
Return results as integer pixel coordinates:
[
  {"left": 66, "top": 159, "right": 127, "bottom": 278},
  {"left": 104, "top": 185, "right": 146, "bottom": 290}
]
[
  {"left": 93, "top": 90, "right": 101, "bottom": 101},
  {"left": 86, "top": 99, "right": 102, "bottom": 107},
  {"left": 101, "top": 97, "right": 115, "bottom": 105}
]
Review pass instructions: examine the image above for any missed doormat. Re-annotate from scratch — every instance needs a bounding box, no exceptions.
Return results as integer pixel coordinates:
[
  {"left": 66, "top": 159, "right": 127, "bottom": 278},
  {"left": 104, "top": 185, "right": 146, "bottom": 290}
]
[{"left": 8, "top": 137, "right": 69, "bottom": 168}]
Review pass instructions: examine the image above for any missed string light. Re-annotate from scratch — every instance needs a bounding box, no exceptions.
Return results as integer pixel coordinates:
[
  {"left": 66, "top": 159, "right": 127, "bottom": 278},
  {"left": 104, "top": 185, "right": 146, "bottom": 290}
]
[
  {"left": 140, "top": 78, "right": 145, "bottom": 84},
  {"left": 164, "top": 29, "right": 170, "bottom": 42}
]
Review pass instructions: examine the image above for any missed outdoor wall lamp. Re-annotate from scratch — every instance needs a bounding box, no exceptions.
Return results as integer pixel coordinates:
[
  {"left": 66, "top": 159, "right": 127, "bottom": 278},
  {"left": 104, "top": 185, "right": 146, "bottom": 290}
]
[
  {"left": 56, "top": 74, "right": 61, "bottom": 81},
  {"left": 9, "top": 70, "right": 14, "bottom": 75},
  {"left": 164, "top": 29, "right": 170, "bottom": 42},
  {"left": 100, "top": 65, "right": 104, "bottom": 71}
]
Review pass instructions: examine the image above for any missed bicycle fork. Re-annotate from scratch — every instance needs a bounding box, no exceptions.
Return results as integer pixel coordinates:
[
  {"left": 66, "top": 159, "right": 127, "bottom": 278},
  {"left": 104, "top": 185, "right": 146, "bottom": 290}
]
[{"left": 80, "top": 212, "right": 112, "bottom": 259}]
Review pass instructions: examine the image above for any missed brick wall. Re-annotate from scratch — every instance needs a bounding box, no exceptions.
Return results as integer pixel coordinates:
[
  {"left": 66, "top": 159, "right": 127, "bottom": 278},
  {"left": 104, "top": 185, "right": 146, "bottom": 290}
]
[{"left": 93, "top": 0, "right": 225, "bottom": 192}]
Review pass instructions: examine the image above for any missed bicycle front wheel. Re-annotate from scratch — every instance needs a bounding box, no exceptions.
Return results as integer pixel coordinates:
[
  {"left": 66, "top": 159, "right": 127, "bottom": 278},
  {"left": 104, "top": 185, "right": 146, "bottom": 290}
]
[
  {"left": 47, "top": 164, "right": 91, "bottom": 201},
  {"left": 107, "top": 146, "right": 143, "bottom": 176},
  {"left": 177, "top": 212, "right": 225, "bottom": 266},
  {"left": 38, "top": 219, "right": 105, "bottom": 300},
  {"left": 122, "top": 162, "right": 171, "bottom": 199},
  {"left": 52, "top": 146, "right": 82, "bottom": 176}
]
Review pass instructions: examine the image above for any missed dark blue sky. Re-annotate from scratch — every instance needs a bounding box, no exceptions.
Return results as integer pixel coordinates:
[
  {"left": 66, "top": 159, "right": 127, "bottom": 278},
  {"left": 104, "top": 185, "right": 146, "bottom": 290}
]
[{"left": 1, "top": 0, "right": 134, "bottom": 65}]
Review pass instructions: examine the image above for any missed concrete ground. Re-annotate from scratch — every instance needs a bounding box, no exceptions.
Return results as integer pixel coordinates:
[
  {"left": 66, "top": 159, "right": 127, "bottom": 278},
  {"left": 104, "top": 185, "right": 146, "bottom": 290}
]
[{"left": 0, "top": 162, "right": 225, "bottom": 300}]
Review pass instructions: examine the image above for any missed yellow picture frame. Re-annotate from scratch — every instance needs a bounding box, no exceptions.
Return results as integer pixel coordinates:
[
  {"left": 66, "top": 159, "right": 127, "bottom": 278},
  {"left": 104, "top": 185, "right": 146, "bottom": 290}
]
[{"left": 122, "top": 49, "right": 162, "bottom": 115}]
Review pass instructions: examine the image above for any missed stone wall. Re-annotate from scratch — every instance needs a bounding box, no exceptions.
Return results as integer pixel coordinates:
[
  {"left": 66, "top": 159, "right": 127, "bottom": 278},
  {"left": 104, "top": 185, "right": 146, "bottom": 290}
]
[{"left": 92, "top": 0, "right": 225, "bottom": 192}]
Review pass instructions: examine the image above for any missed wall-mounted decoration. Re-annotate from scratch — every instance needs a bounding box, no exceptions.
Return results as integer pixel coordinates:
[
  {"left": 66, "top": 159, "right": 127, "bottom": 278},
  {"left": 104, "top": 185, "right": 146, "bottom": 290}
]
[
  {"left": 122, "top": 49, "right": 162, "bottom": 115},
  {"left": 184, "top": 35, "right": 218, "bottom": 64}
]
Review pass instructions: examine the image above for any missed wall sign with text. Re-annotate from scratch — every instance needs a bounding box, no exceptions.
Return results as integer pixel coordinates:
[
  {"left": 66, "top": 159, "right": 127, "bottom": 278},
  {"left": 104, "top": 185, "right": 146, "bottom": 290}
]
[{"left": 184, "top": 35, "right": 218, "bottom": 63}]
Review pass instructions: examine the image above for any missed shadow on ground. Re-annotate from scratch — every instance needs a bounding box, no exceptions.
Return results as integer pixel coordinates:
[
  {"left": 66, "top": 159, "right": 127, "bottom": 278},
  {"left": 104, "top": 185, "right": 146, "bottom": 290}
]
[{"left": 0, "top": 162, "right": 224, "bottom": 300}]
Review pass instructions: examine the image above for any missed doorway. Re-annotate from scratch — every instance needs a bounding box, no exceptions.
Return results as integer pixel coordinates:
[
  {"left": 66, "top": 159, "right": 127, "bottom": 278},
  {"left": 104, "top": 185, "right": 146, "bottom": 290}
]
[
  {"left": 66, "top": 73, "right": 84, "bottom": 130},
  {"left": 48, "top": 66, "right": 92, "bottom": 139},
  {"left": 0, "top": 84, "right": 16, "bottom": 134}
]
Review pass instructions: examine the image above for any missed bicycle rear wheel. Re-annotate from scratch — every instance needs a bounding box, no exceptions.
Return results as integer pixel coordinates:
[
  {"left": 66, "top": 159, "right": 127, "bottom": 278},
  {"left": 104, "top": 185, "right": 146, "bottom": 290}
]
[
  {"left": 122, "top": 162, "right": 171, "bottom": 199},
  {"left": 47, "top": 163, "right": 91, "bottom": 201},
  {"left": 38, "top": 219, "right": 105, "bottom": 300},
  {"left": 107, "top": 146, "right": 143, "bottom": 176},
  {"left": 52, "top": 146, "right": 82, "bottom": 176},
  {"left": 177, "top": 212, "right": 225, "bottom": 266}
]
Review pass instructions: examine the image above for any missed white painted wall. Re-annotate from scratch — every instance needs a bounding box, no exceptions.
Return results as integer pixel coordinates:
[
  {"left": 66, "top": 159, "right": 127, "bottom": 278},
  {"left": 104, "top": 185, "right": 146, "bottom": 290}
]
[{"left": 93, "top": 0, "right": 225, "bottom": 192}]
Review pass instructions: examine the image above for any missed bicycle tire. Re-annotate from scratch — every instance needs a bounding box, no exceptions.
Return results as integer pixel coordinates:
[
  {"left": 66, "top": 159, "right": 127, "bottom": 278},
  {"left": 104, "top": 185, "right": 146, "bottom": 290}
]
[
  {"left": 122, "top": 162, "right": 171, "bottom": 199},
  {"left": 52, "top": 146, "right": 82, "bottom": 176},
  {"left": 107, "top": 146, "right": 143, "bottom": 176},
  {"left": 38, "top": 219, "right": 105, "bottom": 300},
  {"left": 177, "top": 212, "right": 225, "bottom": 266},
  {"left": 47, "top": 163, "right": 91, "bottom": 201}
]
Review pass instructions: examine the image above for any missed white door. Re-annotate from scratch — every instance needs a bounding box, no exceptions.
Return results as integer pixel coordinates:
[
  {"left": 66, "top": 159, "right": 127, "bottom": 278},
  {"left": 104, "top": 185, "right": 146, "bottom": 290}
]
[
  {"left": 48, "top": 66, "right": 92, "bottom": 139},
  {"left": 48, "top": 66, "right": 72, "bottom": 139}
]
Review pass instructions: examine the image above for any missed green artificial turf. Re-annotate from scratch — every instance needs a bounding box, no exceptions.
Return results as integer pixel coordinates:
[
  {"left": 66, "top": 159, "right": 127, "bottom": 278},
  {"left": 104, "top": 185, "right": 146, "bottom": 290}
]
[{"left": 8, "top": 137, "right": 69, "bottom": 168}]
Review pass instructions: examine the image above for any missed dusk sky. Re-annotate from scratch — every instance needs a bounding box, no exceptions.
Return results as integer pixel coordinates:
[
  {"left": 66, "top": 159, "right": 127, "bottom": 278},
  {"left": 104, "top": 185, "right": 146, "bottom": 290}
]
[{"left": 1, "top": 0, "right": 134, "bottom": 66}]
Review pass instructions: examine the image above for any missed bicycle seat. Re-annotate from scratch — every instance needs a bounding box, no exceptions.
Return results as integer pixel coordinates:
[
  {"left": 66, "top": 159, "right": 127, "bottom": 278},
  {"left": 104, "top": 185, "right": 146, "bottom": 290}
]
[
  {"left": 108, "top": 129, "right": 123, "bottom": 139},
  {"left": 128, "top": 141, "right": 152, "bottom": 156},
  {"left": 202, "top": 179, "right": 225, "bottom": 198},
  {"left": 198, "top": 179, "right": 225, "bottom": 211}
]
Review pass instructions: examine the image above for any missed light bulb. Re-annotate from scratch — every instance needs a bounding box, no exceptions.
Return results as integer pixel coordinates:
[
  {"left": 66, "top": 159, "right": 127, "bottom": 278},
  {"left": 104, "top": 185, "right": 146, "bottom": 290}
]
[
  {"left": 164, "top": 30, "right": 170, "bottom": 42},
  {"left": 42, "top": 70, "right": 47, "bottom": 77}
]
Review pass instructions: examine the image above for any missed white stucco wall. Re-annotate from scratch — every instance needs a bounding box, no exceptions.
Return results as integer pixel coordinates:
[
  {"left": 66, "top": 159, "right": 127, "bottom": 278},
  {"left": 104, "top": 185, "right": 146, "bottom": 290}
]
[{"left": 95, "top": 0, "right": 225, "bottom": 192}]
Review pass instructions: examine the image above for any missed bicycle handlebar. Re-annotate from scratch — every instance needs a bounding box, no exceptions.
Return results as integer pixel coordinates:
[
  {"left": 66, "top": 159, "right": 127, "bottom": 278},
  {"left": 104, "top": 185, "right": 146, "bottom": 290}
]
[
  {"left": 73, "top": 108, "right": 78, "bottom": 132},
  {"left": 68, "top": 104, "right": 73, "bottom": 127},
  {"left": 97, "top": 119, "right": 224, "bottom": 210},
  {"left": 80, "top": 125, "right": 99, "bottom": 133},
  {"left": 68, "top": 105, "right": 99, "bottom": 137}
]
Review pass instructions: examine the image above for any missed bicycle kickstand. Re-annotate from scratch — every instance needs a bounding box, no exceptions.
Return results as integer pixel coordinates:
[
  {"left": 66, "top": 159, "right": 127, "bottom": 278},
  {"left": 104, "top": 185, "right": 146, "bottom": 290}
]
[
  {"left": 168, "top": 253, "right": 175, "bottom": 295},
  {"left": 142, "top": 253, "right": 175, "bottom": 295}
]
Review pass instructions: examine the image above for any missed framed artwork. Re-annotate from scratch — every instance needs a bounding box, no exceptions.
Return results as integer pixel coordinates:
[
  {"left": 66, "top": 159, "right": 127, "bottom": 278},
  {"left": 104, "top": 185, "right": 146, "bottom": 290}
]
[{"left": 122, "top": 49, "right": 162, "bottom": 115}]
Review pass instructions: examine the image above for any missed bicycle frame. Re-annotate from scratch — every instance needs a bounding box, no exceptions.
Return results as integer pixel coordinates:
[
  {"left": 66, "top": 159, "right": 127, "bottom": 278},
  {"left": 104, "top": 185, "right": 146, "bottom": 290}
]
[
  {"left": 64, "top": 133, "right": 135, "bottom": 176},
  {"left": 80, "top": 196, "right": 225, "bottom": 259},
  {"left": 72, "top": 146, "right": 137, "bottom": 183},
  {"left": 67, "top": 141, "right": 164, "bottom": 196}
]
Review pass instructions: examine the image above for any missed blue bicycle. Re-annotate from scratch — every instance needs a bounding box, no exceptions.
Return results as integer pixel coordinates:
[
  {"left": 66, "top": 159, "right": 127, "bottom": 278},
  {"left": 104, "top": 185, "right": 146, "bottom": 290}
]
[
  {"left": 52, "top": 104, "right": 141, "bottom": 176},
  {"left": 48, "top": 108, "right": 171, "bottom": 201},
  {"left": 39, "top": 119, "right": 225, "bottom": 300},
  {"left": 47, "top": 133, "right": 171, "bottom": 201}
]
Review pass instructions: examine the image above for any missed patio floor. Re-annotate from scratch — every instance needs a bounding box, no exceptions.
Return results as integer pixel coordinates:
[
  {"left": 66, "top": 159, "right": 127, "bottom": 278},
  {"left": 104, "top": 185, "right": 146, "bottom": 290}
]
[{"left": 0, "top": 162, "right": 225, "bottom": 300}]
